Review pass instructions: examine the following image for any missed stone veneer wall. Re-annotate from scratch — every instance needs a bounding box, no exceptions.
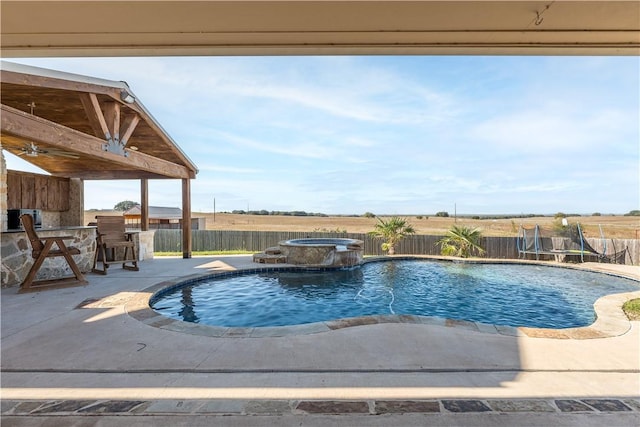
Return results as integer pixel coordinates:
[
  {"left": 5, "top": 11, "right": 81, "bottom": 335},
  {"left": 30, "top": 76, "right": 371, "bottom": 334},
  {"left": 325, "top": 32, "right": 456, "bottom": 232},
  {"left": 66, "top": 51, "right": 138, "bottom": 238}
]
[
  {"left": 1, "top": 227, "right": 96, "bottom": 288},
  {"left": 136, "top": 230, "right": 156, "bottom": 261},
  {"left": 62, "top": 178, "right": 84, "bottom": 226},
  {"left": 278, "top": 241, "right": 364, "bottom": 267},
  {"left": 0, "top": 147, "right": 7, "bottom": 232}
]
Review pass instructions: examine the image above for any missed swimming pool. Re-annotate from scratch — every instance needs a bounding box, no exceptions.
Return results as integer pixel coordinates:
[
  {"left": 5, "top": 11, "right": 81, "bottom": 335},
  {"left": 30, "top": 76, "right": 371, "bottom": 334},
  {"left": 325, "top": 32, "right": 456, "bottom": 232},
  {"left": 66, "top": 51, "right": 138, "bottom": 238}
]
[{"left": 150, "top": 260, "right": 639, "bottom": 329}]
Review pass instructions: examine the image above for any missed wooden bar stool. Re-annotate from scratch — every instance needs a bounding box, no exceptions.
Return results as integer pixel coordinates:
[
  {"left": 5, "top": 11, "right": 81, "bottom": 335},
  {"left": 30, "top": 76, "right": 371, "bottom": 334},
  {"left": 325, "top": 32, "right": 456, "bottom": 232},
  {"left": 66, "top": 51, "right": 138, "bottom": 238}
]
[
  {"left": 92, "top": 215, "right": 139, "bottom": 274},
  {"left": 19, "top": 214, "right": 87, "bottom": 293}
]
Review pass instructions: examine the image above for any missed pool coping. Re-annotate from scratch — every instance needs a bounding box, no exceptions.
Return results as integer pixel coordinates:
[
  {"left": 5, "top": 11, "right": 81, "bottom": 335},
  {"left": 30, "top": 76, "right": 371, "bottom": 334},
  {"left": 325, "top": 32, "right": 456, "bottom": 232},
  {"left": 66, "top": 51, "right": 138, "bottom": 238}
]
[{"left": 124, "top": 256, "right": 640, "bottom": 340}]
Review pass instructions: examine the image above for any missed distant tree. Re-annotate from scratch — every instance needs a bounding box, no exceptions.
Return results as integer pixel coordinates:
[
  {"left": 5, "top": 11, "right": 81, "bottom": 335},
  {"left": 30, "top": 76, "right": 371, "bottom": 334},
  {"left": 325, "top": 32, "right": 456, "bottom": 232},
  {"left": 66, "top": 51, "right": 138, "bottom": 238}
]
[
  {"left": 416, "top": 215, "right": 423, "bottom": 220},
  {"left": 625, "top": 210, "right": 640, "bottom": 216},
  {"left": 592, "top": 212, "right": 602, "bottom": 216},
  {"left": 435, "top": 211, "right": 449, "bottom": 217},
  {"left": 113, "top": 200, "right": 138, "bottom": 211},
  {"left": 314, "top": 227, "right": 347, "bottom": 233},
  {"left": 554, "top": 212, "right": 567, "bottom": 219},
  {"left": 368, "top": 217, "right": 416, "bottom": 255},
  {"left": 363, "top": 212, "right": 375, "bottom": 218},
  {"left": 437, "top": 225, "right": 485, "bottom": 258}
]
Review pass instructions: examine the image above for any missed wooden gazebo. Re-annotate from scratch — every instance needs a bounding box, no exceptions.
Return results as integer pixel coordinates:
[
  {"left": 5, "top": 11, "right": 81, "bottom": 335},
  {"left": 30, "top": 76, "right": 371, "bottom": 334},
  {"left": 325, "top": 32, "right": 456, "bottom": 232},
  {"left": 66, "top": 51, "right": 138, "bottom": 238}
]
[{"left": 0, "top": 61, "right": 198, "bottom": 257}]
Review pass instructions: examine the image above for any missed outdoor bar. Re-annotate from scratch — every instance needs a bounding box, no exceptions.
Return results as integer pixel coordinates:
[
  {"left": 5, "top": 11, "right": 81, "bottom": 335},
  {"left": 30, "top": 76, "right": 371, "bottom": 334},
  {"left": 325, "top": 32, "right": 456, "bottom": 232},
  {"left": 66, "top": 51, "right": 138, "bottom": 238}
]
[
  {"left": 0, "top": 168, "right": 94, "bottom": 287},
  {"left": 1, "top": 226, "right": 97, "bottom": 287},
  {"left": 0, "top": 61, "right": 198, "bottom": 289}
]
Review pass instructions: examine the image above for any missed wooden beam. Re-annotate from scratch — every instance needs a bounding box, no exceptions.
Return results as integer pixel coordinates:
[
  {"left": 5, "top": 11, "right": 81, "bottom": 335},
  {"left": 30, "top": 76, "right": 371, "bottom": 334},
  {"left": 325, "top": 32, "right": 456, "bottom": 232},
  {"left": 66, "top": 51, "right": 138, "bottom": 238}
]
[
  {"left": 2, "top": 69, "right": 125, "bottom": 99},
  {"left": 140, "top": 179, "right": 149, "bottom": 231},
  {"left": 71, "top": 170, "right": 178, "bottom": 180},
  {"left": 120, "top": 114, "right": 140, "bottom": 146},
  {"left": 103, "top": 101, "right": 121, "bottom": 142},
  {"left": 79, "top": 93, "right": 107, "bottom": 139},
  {"left": 81, "top": 95, "right": 141, "bottom": 155},
  {"left": 1, "top": 104, "right": 194, "bottom": 179},
  {"left": 85, "top": 93, "right": 111, "bottom": 141},
  {"left": 182, "top": 178, "right": 192, "bottom": 259},
  {"left": 102, "top": 101, "right": 128, "bottom": 156}
]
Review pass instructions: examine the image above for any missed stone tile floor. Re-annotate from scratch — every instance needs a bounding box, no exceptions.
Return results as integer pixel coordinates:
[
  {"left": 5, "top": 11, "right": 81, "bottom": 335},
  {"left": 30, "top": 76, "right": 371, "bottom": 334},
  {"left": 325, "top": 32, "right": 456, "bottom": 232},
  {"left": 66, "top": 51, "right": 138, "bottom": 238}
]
[{"left": 2, "top": 398, "right": 639, "bottom": 417}]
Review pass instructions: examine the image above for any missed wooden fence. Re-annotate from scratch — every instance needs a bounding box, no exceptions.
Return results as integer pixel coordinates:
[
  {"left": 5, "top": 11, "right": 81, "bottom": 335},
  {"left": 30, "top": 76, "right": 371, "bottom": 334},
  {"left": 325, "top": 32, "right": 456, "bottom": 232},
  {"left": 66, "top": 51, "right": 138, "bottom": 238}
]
[{"left": 154, "top": 230, "right": 638, "bottom": 265}]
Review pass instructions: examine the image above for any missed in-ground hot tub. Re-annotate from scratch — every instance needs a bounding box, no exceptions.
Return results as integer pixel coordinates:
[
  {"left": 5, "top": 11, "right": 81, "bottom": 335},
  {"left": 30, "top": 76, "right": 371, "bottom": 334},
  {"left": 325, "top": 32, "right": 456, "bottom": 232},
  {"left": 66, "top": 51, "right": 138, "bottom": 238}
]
[{"left": 279, "top": 238, "right": 364, "bottom": 267}]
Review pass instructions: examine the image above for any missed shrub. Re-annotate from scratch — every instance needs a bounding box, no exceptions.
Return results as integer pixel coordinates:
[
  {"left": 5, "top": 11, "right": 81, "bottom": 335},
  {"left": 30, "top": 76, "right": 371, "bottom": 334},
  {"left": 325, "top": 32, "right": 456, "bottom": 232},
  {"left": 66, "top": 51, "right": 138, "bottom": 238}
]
[
  {"left": 368, "top": 216, "right": 416, "bottom": 255},
  {"left": 623, "top": 298, "right": 640, "bottom": 321},
  {"left": 436, "top": 225, "right": 485, "bottom": 258}
]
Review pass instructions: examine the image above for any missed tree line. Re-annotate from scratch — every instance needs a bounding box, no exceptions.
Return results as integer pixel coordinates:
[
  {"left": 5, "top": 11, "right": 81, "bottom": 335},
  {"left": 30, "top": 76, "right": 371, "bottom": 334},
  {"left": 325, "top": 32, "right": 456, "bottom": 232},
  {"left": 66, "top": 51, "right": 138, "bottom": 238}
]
[{"left": 231, "top": 210, "right": 329, "bottom": 217}]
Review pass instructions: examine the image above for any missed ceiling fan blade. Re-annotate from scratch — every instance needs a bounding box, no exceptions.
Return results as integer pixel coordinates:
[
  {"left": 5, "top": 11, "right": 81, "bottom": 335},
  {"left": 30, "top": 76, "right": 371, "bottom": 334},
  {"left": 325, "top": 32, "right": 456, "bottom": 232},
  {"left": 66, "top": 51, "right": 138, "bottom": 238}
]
[
  {"left": 52, "top": 152, "right": 80, "bottom": 159},
  {"left": 46, "top": 148, "right": 80, "bottom": 159}
]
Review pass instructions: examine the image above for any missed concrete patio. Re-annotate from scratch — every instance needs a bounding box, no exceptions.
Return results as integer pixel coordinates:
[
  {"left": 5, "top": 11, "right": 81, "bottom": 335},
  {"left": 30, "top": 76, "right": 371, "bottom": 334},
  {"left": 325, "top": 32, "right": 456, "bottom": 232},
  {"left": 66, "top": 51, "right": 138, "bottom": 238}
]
[{"left": 2, "top": 255, "right": 639, "bottom": 426}]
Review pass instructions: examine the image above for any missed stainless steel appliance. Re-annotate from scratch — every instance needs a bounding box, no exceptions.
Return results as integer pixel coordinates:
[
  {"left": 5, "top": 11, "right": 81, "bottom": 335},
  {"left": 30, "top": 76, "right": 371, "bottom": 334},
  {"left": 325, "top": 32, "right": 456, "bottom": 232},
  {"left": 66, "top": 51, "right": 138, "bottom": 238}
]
[{"left": 7, "top": 209, "right": 42, "bottom": 230}]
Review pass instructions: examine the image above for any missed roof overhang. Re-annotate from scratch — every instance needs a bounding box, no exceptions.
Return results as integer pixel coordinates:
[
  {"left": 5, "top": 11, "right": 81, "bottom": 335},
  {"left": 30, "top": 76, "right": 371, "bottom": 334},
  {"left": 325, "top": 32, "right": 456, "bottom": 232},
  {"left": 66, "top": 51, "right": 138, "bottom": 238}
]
[
  {"left": 1, "top": 61, "right": 198, "bottom": 179},
  {"left": 1, "top": 1, "right": 638, "bottom": 57}
]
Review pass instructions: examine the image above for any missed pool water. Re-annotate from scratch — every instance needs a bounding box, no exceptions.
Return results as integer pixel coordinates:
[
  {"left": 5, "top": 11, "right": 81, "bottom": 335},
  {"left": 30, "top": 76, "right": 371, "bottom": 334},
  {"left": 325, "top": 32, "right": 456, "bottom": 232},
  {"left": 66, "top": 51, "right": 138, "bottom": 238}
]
[{"left": 151, "top": 260, "right": 639, "bottom": 329}]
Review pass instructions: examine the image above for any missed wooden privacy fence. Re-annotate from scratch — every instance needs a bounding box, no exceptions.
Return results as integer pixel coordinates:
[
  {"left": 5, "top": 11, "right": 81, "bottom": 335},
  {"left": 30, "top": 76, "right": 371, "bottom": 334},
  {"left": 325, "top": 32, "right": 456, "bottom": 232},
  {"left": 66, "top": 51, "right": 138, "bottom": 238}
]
[{"left": 153, "top": 230, "right": 638, "bottom": 265}]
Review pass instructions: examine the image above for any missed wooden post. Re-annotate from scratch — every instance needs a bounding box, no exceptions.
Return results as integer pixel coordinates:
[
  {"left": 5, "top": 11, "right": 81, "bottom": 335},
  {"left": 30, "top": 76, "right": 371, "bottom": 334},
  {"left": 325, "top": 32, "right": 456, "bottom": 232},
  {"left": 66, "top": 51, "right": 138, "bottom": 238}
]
[
  {"left": 182, "top": 178, "right": 192, "bottom": 258},
  {"left": 140, "top": 179, "right": 149, "bottom": 231}
]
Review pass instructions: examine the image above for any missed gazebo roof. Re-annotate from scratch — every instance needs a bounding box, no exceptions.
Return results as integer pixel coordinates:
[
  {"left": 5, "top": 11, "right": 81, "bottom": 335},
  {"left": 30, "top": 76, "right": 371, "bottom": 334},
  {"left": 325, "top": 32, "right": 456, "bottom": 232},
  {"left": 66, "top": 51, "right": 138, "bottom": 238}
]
[{"left": 0, "top": 61, "right": 198, "bottom": 180}]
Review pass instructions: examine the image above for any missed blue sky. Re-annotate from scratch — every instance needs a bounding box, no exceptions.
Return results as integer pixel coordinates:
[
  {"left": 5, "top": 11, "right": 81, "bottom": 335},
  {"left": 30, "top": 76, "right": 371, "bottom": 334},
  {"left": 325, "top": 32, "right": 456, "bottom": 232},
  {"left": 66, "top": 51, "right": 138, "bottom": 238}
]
[{"left": 4, "top": 56, "right": 639, "bottom": 215}]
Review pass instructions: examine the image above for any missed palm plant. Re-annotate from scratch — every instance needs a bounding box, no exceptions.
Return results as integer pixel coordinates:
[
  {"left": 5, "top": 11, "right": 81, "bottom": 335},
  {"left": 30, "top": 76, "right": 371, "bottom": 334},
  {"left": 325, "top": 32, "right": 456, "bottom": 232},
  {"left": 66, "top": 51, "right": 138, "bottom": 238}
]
[
  {"left": 368, "top": 216, "right": 415, "bottom": 255},
  {"left": 437, "top": 224, "right": 485, "bottom": 258}
]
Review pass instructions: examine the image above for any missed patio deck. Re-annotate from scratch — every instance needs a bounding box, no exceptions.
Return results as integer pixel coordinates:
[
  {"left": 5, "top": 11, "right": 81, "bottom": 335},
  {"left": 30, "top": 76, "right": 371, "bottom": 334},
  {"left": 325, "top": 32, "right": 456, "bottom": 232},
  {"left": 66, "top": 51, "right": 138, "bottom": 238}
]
[{"left": 2, "top": 256, "right": 639, "bottom": 426}]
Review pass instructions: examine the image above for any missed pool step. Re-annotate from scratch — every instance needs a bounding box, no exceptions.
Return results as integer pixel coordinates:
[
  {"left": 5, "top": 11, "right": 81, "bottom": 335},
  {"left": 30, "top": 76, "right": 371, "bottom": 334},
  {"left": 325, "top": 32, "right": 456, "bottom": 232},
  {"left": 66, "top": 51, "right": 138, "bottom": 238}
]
[{"left": 253, "top": 251, "right": 287, "bottom": 264}]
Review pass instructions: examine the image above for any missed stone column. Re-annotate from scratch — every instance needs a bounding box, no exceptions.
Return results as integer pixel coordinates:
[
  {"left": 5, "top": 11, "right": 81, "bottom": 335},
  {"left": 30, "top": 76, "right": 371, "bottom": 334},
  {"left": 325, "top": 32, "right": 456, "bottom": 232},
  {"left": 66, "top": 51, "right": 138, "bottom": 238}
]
[{"left": 60, "top": 178, "right": 84, "bottom": 226}]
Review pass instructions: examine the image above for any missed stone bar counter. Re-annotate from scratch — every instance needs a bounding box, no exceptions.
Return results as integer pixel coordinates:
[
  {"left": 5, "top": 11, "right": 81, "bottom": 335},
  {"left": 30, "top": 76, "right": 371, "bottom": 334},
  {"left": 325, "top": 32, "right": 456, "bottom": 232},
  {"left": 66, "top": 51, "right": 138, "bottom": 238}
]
[{"left": 1, "top": 226, "right": 96, "bottom": 288}]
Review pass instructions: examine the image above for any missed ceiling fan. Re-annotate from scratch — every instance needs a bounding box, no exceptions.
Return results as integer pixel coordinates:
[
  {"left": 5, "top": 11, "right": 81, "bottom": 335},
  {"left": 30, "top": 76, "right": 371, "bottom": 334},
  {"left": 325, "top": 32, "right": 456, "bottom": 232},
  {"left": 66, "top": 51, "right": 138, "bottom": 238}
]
[
  {"left": 17, "top": 142, "right": 80, "bottom": 159},
  {"left": 12, "top": 103, "right": 81, "bottom": 159}
]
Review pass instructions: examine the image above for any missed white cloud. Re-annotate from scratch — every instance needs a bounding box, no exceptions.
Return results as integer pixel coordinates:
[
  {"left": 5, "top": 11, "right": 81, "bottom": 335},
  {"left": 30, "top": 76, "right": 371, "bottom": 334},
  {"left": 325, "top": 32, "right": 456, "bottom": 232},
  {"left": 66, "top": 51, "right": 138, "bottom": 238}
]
[
  {"left": 197, "top": 164, "right": 262, "bottom": 174},
  {"left": 5, "top": 56, "right": 638, "bottom": 215},
  {"left": 212, "top": 130, "right": 335, "bottom": 159}
]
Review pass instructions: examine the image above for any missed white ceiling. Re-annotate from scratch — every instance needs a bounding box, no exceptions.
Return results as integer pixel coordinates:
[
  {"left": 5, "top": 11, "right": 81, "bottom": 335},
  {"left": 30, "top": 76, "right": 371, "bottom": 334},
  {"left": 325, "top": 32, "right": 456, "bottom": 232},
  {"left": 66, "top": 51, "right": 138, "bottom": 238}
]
[{"left": 1, "top": 1, "right": 639, "bottom": 57}]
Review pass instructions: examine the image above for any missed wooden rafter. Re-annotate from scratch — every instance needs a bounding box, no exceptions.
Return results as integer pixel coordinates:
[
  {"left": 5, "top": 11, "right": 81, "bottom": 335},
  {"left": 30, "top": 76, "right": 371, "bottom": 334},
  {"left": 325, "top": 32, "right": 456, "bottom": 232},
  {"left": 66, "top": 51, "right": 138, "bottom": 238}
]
[
  {"left": 120, "top": 114, "right": 140, "bottom": 146},
  {"left": 80, "top": 93, "right": 111, "bottom": 140},
  {"left": 103, "top": 101, "right": 120, "bottom": 142},
  {"left": 102, "top": 101, "right": 127, "bottom": 155},
  {"left": 1, "top": 104, "right": 194, "bottom": 179},
  {"left": 80, "top": 93, "right": 140, "bottom": 156}
]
